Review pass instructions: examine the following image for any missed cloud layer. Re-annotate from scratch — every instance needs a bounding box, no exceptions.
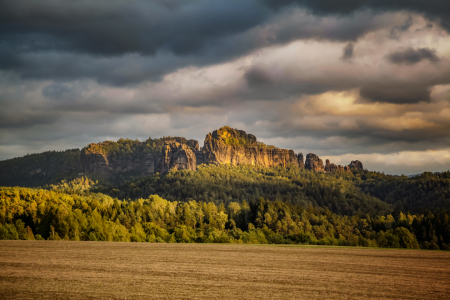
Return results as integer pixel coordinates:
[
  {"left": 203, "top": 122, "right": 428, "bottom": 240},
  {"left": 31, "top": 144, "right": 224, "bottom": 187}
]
[{"left": 1, "top": 1, "right": 450, "bottom": 175}]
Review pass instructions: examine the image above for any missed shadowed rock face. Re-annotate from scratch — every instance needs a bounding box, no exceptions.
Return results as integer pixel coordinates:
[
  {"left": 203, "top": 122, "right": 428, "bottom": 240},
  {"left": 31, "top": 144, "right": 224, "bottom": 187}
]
[
  {"left": 349, "top": 160, "right": 364, "bottom": 170},
  {"left": 298, "top": 153, "right": 304, "bottom": 168},
  {"left": 200, "top": 126, "right": 299, "bottom": 168},
  {"left": 305, "top": 153, "right": 325, "bottom": 172},
  {"left": 159, "top": 140, "right": 197, "bottom": 174},
  {"left": 82, "top": 152, "right": 162, "bottom": 177},
  {"left": 82, "top": 137, "right": 198, "bottom": 178},
  {"left": 325, "top": 159, "right": 351, "bottom": 173}
]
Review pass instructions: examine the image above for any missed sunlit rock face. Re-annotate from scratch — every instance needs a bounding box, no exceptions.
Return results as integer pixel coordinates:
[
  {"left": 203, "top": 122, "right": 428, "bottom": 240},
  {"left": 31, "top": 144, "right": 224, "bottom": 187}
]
[
  {"left": 200, "top": 126, "right": 299, "bottom": 168},
  {"left": 305, "top": 153, "right": 325, "bottom": 173}
]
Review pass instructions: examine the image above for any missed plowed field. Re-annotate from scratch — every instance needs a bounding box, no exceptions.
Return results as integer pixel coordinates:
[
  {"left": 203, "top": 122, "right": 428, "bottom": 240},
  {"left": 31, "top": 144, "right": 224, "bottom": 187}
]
[{"left": 1, "top": 241, "right": 449, "bottom": 299}]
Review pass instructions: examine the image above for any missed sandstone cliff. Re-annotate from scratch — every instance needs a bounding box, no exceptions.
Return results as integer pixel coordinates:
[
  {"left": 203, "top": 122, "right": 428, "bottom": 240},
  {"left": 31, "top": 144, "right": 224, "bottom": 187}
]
[
  {"left": 325, "top": 159, "right": 351, "bottom": 173},
  {"left": 159, "top": 140, "right": 197, "bottom": 173},
  {"left": 81, "top": 137, "right": 198, "bottom": 178},
  {"left": 198, "top": 126, "right": 301, "bottom": 168},
  {"left": 305, "top": 153, "right": 325, "bottom": 173},
  {"left": 77, "top": 126, "right": 365, "bottom": 179},
  {"left": 349, "top": 160, "right": 364, "bottom": 170}
]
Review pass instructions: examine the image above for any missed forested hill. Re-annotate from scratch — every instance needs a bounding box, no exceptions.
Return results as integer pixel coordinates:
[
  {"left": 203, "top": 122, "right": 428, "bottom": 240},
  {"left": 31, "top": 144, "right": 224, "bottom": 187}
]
[
  {"left": 47, "top": 165, "right": 450, "bottom": 216},
  {"left": 93, "top": 165, "right": 392, "bottom": 216},
  {"left": 0, "top": 149, "right": 82, "bottom": 187},
  {"left": 359, "top": 171, "right": 450, "bottom": 212},
  {"left": 1, "top": 159, "right": 450, "bottom": 249}
]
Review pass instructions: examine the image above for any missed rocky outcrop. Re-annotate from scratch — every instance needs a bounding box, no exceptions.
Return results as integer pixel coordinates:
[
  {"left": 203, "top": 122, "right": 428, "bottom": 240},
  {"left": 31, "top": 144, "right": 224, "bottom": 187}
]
[
  {"left": 83, "top": 152, "right": 163, "bottom": 177},
  {"left": 80, "top": 126, "right": 364, "bottom": 178},
  {"left": 82, "top": 137, "right": 197, "bottom": 178},
  {"left": 298, "top": 153, "right": 304, "bottom": 168},
  {"left": 200, "top": 126, "right": 299, "bottom": 168},
  {"left": 325, "top": 159, "right": 351, "bottom": 173},
  {"left": 305, "top": 153, "right": 325, "bottom": 172},
  {"left": 349, "top": 160, "right": 364, "bottom": 170},
  {"left": 159, "top": 140, "right": 197, "bottom": 174},
  {"left": 0, "top": 126, "right": 367, "bottom": 187}
]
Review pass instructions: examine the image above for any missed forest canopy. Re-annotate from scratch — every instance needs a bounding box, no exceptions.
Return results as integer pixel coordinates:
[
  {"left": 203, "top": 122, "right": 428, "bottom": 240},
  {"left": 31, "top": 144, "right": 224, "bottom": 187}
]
[{"left": 1, "top": 185, "right": 449, "bottom": 250}]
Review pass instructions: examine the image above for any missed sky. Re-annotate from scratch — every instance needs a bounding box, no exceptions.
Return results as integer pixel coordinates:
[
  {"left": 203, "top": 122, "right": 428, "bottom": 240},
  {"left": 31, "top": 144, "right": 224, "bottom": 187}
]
[{"left": 1, "top": 0, "right": 450, "bottom": 175}]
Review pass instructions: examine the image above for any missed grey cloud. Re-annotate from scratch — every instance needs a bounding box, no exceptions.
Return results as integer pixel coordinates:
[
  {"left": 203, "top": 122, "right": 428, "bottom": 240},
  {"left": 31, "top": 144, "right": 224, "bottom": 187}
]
[
  {"left": 3, "top": 0, "right": 446, "bottom": 59},
  {"left": 1, "top": 10, "right": 396, "bottom": 85},
  {"left": 0, "top": 50, "right": 190, "bottom": 86},
  {"left": 245, "top": 67, "right": 273, "bottom": 88},
  {"left": 0, "top": 1, "right": 428, "bottom": 85},
  {"left": 42, "top": 83, "right": 80, "bottom": 101},
  {"left": 387, "top": 48, "right": 440, "bottom": 65},
  {"left": 0, "top": 0, "right": 270, "bottom": 56},
  {"left": 341, "top": 43, "right": 354, "bottom": 60},
  {"left": 264, "top": 0, "right": 450, "bottom": 31},
  {"left": 0, "top": 111, "right": 60, "bottom": 129},
  {"left": 390, "top": 16, "right": 413, "bottom": 39},
  {"left": 360, "top": 84, "right": 431, "bottom": 104}
]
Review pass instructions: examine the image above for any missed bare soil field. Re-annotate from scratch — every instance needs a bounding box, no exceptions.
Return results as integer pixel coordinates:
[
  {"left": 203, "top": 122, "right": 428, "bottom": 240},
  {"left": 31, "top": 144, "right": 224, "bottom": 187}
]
[{"left": 0, "top": 241, "right": 449, "bottom": 299}]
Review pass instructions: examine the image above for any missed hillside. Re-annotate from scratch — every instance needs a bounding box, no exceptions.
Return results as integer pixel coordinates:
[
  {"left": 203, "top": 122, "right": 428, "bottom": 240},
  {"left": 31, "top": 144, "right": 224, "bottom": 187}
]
[
  {"left": 94, "top": 164, "right": 391, "bottom": 216},
  {"left": 0, "top": 149, "right": 82, "bottom": 187}
]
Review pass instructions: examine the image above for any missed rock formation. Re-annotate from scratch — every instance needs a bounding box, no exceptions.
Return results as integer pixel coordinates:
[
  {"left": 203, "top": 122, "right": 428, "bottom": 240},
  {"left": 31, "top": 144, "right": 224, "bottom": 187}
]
[
  {"left": 199, "top": 126, "right": 299, "bottom": 168},
  {"left": 348, "top": 160, "right": 364, "bottom": 170},
  {"left": 325, "top": 159, "right": 352, "bottom": 173},
  {"left": 81, "top": 137, "right": 198, "bottom": 178},
  {"left": 159, "top": 140, "right": 197, "bottom": 174},
  {"left": 298, "top": 153, "right": 304, "bottom": 168},
  {"left": 0, "top": 126, "right": 367, "bottom": 187},
  {"left": 305, "top": 153, "right": 325, "bottom": 172},
  {"left": 78, "top": 126, "right": 364, "bottom": 178}
]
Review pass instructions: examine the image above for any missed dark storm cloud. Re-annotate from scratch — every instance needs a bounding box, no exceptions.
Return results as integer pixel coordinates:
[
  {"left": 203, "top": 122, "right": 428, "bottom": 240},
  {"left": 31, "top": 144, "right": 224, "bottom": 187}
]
[
  {"left": 264, "top": 0, "right": 450, "bottom": 31},
  {"left": 390, "top": 16, "right": 414, "bottom": 39},
  {"left": 0, "top": 50, "right": 190, "bottom": 86},
  {"left": 1, "top": 0, "right": 447, "bottom": 85},
  {"left": 0, "top": 0, "right": 270, "bottom": 56},
  {"left": 341, "top": 43, "right": 354, "bottom": 60},
  {"left": 0, "top": 111, "right": 60, "bottom": 129},
  {"left": 244, "top": 67, "right": 273, "bottom": 88},
  {"left": 387, "top": 48, "right": 440, "bottom": 65},
  {"left": 0, "top": 7, "right": 399, "bottom": 85},
  {"left": 360, "top": 84, "right": 431, "bottom": 104}
]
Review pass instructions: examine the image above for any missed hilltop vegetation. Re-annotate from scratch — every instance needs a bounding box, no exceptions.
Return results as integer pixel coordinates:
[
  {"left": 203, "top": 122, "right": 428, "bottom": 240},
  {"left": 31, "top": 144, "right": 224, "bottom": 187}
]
[
  {"left": 81, "top": 137, "right": 168, "bottom": 157},
  {"left": 0, "top": 149, "right": 82, "bottom": 187}
]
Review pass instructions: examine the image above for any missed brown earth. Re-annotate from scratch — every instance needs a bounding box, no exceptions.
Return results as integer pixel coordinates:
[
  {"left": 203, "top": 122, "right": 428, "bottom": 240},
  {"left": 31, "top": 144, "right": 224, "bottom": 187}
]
[{"left": 0, "top": 241, "right": 449, "bottom": 299}]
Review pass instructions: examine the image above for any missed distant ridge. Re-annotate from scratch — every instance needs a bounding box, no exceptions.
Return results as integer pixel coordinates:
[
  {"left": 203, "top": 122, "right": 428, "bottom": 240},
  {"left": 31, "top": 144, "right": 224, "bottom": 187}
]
[{"left": 0, "top": 126, "right": 363, "bottom": 187}]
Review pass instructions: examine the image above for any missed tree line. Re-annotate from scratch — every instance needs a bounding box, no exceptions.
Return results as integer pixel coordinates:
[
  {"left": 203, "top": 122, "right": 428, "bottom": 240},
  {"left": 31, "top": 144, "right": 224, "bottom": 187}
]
[{"left": 1, "top": 186, "right": 448, "bottom": 250}]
